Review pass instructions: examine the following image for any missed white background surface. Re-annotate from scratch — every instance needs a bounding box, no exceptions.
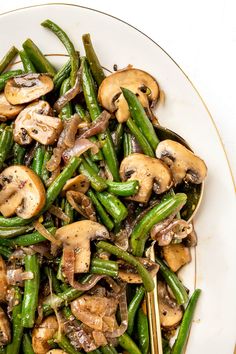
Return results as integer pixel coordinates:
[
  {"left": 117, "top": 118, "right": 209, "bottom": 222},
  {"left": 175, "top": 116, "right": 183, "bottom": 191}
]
[{"left": 0, "top": 0, "right": 235, "bottom": 183}]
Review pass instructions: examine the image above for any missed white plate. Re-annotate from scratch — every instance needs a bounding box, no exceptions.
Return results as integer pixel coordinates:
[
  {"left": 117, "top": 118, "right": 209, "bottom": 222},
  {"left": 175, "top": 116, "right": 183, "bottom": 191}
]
[{"left": 1, "top": 4, "right": 235, "bottom": 353}]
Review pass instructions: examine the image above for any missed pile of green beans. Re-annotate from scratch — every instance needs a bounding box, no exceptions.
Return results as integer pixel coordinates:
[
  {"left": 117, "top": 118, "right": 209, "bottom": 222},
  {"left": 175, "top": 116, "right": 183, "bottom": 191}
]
[{"left": 0, "top": 18, "right": 202, "bottom": 354}]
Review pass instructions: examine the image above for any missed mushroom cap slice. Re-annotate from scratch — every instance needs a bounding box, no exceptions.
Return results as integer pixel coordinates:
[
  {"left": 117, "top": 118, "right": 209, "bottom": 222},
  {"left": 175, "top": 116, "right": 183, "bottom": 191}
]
[
  {"left": 156, "top": 139, "right": 207, "bottom": 186},
  {"left": 56, "top": 220, "right": 109, "bottom": 273},
  {"left": 118, "top": 258, "right": 159, "bottom": 283},
  {"left": 4, "top": 73, "right": 54, "bottom": 105},
  {"left": 0, "top": 306, "right": 11, "bottom": 346},
  {"left": 162, "top": 243, "right": 191, "bottom": 272},
  {"left": 0, "top": 256, "right": 8, "bottom": 302},
  {"left": 61, "top": 174, "right": 90, "bottom": 195},
  {"left": 119, "top": 153, "right": 172, "bottom": 203},
  {"left": 32, "top": 315, "right": 58, "bottom": 354},
  {"left": 98, "top": 68, "right": 159, "bottom": 123},
  {"left": 158, "top": 281, "right": 183, "bottom": 329},
  {"left": 0, "top": 93, "right": 24, "bottom": 119},
  {"left": 0, "top": 165, "right": 46, "bottom": 219},
  {"left": 13, "top": 100, "right": 62, "bottom": 145}
]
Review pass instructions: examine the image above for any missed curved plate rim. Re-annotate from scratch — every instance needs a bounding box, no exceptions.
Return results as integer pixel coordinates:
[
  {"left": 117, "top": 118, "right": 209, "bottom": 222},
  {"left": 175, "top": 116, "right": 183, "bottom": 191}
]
[{"left": 0, "top": 1, "right": 235, "bottom": 189}]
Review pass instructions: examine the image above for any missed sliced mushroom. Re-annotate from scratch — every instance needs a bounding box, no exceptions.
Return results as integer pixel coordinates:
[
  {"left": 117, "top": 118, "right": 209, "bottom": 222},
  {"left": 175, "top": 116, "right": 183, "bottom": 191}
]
[
  {"left": 98, "top": 68, "right": 159, "bottom": 122},
  {"left": 162, "top": 243, "right": 191, "bottom": 272},
  {"left": 0, "top": 256, "right": 7, "bottom": 302},
  {"left": 61, "top": 174, "right": 90, "bottom": 195},
  {"left": 32, "top": 315, "right": 58, "bottom": 354},
  {"left": 0, "top": 93, "right": 24, "bottom": 119},
  {"left": 13, "top": 100, "right": 62, "bottom": 146},
  {"left": 13, "top": 100, "right": 51, "bottom": 145},
  {"left": 156, "top": 140, "right": 207, "bottom": 186},
  {"left": 158, "top": 281, "right": 183, "bottom": 329},
  {"left": 118, "top": 258, "right": 159, "bottom": 283},
  {"left": 47, "top": 351, "right": 67, "bottom": 354},
  {"left": 55, "top": 220, "right": 109, "bottom": 273},
  {"left": 0, "top": 306, "right": 11, "bottom": 346},
  {"left": 5, "top": 73, "right": 54, "bottom": 105},
  {"left": 0, "top": 165, "right": 46, "bottom": 219},
  {"left": 119, "top": 153, "right": 172, "bottom": 203}
]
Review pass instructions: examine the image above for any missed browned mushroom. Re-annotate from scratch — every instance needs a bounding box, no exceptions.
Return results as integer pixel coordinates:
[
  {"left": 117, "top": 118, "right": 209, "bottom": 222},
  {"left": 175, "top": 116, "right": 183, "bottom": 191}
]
[
  {"left": 156, "top": 140, "right": 207, "bottom": 186},
  {"left": 118, "top": 258, "right": 159, "bottom": 283},
  {"left": 32, "top": 315, "right": 58, "bottom": 354},
  {"left": 0, "top": 92, "right": 24, "bottom": 119},
  {"left": 61, "top": 174, "right": 90, "bottom": 195},
  {"left": 162, "top": 243, "right": 191, "bottom": 272},
  {"left": 5, "top": 73, "right": 54, "bottom": 105},
  {"left": 98, "top": 68, "right": 159, "bottom": 122},
  {"left": 158, "top": 281, "right": 183, "bottom": 329},
  {"left": 119, "top": 153, "right": 172, "bottom": 203},
  {"left": 55, "top": 220, "right": 110, "bottom": 274},
  {"left": 0, "top": 165, "right": 46, "bottom": 219},
  {"left": 0, "top": 255, "right": 7, "bottom": 302},
  {"left": 0, "top": 306, "right": 11, "bottom": 346},
  {"left": 13, "top": 100, "right": 62, "bottom": 146}
]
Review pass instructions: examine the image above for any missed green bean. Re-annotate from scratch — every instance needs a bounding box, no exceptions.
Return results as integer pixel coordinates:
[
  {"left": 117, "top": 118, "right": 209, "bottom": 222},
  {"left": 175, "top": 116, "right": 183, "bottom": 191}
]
[
  {"left": 22, "top": 39, "right": 56, "bottom": 76},
  {"left": 0, "top": 348, "right": 6, "bottom": 354},
  {"left": 90, "top": 257, "right": 118, "bottom": 277},
  {"left": 82, "top": 57, "right": 120, "bottom": 181},
  {"left": 0, "top": 46, "right": 18, "bottom": 74},
  {"left": 101, "top": 345, "right": 118, "bottom": 354},
  {"left": 137, "top": 307, "right": 149, "bottom": 354},
  {"left": 131, "top": 193, "right": 187, "bottom": 257},
  {"left": 171, "top": 289, "right": 201, "bottom": 354},
  {"left": 0, "top": 227, "right": 56, "bottom": 248},
  {"left": 0, "top": 224, "right": 40, "bottom": 239},
  {"left": 156, "top": 257, "right": 188, "bottom": 305},
  {"left": 41, "top": 147, "right": 52, "bottom": 184},
  {"left": 88, "top": 350, "right": 102, "bottom": 354},
  {"left": 41, "top": 20, "right": 78, "bottom": 86},
  {"left": 123, "top": 132, "right": 133, "bottom": 157},
  {"left": 44, "top": 156, "right": 81, "bottom": 211},
  {"left": 0, "top": 70, "right": 23, "bottom": 91},
  {"left": 13, "top": 143, "right": 26, "bottom": 165},
  {"left": 114, "top": 123, "right": 124, "bottom": 154},
  {"left": 87, "top": 189, "right": 114, "bottom": 230},
  {"left": 45, "top": 266, "right": 62, "bottom": 294},
  {"left": 19, "top": 50, "right": 36, "bottom": 73},
  {"left": 22, "top": 333, "right": 34, "bottom": 354},
  {"left": 6, "top": 287, "right": 23, "bottom": 354},
  {"left": 118, "top": 333, "right": 142, "bottom": 354},
  {"left": 0, "top": 126, "right": 13, "bottom": 169},
  {"left": 22, "top": 254, "right": 40, "bottom": 328},
  {"left": 63, "top": 199, "right": 74, "bottom": 225},
  {"left": 79, "top": 158, "right": 107, "bottom": 192},
  {"left": 127, "top": 286, "right": 145, "bottom": 335},
  {"left": 96, "top": 191, "right": 128, "bottom": 223},
  {"left": 74, "top": 103, "right": 91, "bottom": 122},
  {"left": 43, "top": 274, "right": 93, "bottom": 315},
  {"left": 0, "top": 245, "right": 11, "bottom": 258},
  {"left": 126, "top": 117, "right": 154, "bottom": 157},
  {"left": 122, "top": 87, "right": 159, "bottom": 149},
  {"left": 59, "top": 77, "right": 73, "bottom": 120},
  {"left": 53, "top": 58, "right": 71, "bottom": 91},
  {"left": 82, "top": 33, "right": 105, "bottom": 86},
  {"left": 55, "top": 333, "right": 82, "bottom": 354},
  {"left": 84, "top": 155, "right": 99, "bottom": 173},
  {"left": 107, "top": 180, "right": 139, "bottom": 197},
  {"left": 96, "top": 241, "right": 154, "bottom": 292},
  {"left": 31, "top": 145, "right": 45, "bottom": 175}
]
